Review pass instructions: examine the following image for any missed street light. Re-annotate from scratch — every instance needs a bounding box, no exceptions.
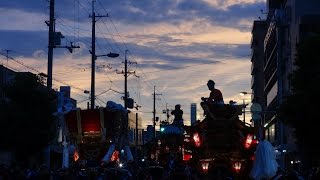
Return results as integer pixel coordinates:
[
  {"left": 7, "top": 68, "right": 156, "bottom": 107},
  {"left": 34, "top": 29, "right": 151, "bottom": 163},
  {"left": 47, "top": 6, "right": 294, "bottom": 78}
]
[
  {"left": 90, "top": 52, "right": 119, "bottom": 109},
  {"left": 240, "top": 91, "right": 252, "bottom": 96}
]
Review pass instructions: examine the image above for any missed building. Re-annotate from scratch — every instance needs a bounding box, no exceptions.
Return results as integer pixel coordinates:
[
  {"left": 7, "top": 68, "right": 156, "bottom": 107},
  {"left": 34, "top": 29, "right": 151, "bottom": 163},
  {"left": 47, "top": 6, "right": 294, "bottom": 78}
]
[
  {"left": 0, "top": 65, "right": 79, "bottom": 166},
  {"left": 57, "top": 86, "right": 77, "bottom": 109},
  {"left": 0, "top": 65, "right": 16, "bottom": 101},
  {"left": 128, "top": 112, "right": 143, "bottom": 146},
  {"left": 190, "top": 103, "right": 197, "bottom": 125},
  {"left": 251, "top": 0, "right": 320, "bottom": 169},
  {"left": 0, "top": 65, "right": 16, "bottom": 166},
  {"left": 251, "top": 20, "right": 267, "bottom": 109},
  {"left": 146, "top": 125, "right": 155, "bottom": 142}
]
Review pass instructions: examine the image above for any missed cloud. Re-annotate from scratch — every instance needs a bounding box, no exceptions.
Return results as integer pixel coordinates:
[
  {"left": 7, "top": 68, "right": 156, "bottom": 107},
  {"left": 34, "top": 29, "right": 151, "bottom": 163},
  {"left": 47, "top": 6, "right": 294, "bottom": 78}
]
[
  {"left": 0, "top": 8, "right": 47, "bottom": 31},
  {"left": 0, "top": 0, "right": 260, "bottom": 128},
  {"left": 202, "top": 0, "right": 265, "bottom": 10},
  {"left": 0, "top": 30, "right": 48, "bottom": 57},
  {"left": 94, "top": 0, "right": 264, "bottom": 30},
  {"left": 0, "top": 1, "right": 47, "bottom": 14},
  {"left": 32, "top": 50, "right": 47, "bottom": 59}
]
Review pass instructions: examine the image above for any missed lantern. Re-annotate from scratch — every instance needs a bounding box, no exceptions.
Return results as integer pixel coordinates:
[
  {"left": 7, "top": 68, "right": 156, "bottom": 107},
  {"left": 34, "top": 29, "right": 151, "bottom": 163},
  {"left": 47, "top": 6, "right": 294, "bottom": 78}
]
[
  {"left": 193, "top": 132, "right": 201, "bottom": 147},
  {"left": 200, "top": 160, "right": 210, "bottom": 174},
  {"left": 73, "top": 150, "right": 79, "bottom": 162},
  {"left": 244, "top": 134, "right": 253, "bottom": 149},
  {"left": 165, "top": 146, "right": 169, "bottom": 152},
  {"left": 182, "top": 145, "right": 192, "bottom": 161},
  {"left": 232, "top": 161, "right": 242, "bottom": 173},
  {"left": 183, "top": 154, "right": 192, "bottom": 161}
]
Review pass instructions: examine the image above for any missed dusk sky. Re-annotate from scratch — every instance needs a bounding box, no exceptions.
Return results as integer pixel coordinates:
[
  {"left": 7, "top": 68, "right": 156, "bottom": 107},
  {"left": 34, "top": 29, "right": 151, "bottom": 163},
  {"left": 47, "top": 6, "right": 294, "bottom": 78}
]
[{"left": 0, "top": 0, "right": 267, "bottom": 128}]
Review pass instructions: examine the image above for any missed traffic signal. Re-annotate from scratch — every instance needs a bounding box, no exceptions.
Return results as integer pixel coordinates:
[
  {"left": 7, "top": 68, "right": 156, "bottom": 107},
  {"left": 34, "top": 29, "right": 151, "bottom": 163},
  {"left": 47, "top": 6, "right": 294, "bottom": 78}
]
[{"left": 160, "top": 124, "right": 166, "bottom": 133}]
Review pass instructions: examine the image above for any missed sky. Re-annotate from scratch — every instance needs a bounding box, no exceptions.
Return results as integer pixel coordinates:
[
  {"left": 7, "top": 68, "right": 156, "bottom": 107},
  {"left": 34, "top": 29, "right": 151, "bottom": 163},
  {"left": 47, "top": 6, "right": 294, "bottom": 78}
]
[{"left": 0, "top": 0, "right": 267, "bottom": 128}]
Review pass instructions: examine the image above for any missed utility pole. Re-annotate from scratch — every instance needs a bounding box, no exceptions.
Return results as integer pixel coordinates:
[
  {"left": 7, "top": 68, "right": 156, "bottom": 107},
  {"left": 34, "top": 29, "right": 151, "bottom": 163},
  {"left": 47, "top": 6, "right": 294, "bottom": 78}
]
[
  {"left": 4, "top": 50, "right": 12, "bottom": 64},
  {"left": 90, "top": 0, "right": 96, "bottom": 109},
  {"left": 116, "top": 50, "right": 137, "bottom": 108},
  {"left": 243, "top": 99, "right": 246, "bottom": 124},
  {"left": 45, "top": 0, "right": 80, "bottom": 169},
  {"left": 47, "top": 0, "right": 54, "bottom": 90},
  {"left": 153, "top": 86, "right": 156, "bottom": 128},
  {"left": 90, "top": 0, "right": 108, "bottom": 109},
  {"left": 153, "top": 86, "right": 162, "bottom": 138},
  {"left": 165, "top": 103, "right": 169, "bottom": 122},
  {"left": 47, "top": 0, "right": 79, "bottom": 90},
  {"left": 0, "top": 50, "right": 12, "bottom": 65},
  {"left": 135, "top": 113, "right": 138, "bottom": 164},
  {"left": 124, "top": 50, "right": 128, "bottom": 109}
]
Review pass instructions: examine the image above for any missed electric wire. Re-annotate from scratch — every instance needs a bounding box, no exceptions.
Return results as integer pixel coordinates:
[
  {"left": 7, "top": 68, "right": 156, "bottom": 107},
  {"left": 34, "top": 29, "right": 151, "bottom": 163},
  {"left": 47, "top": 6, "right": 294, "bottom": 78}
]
[
  {"left": 0, "top": 52, "right": 89, "bottom": 97},
  {"left": 95, "top": 1, "right": 158, "bottom": 110}
]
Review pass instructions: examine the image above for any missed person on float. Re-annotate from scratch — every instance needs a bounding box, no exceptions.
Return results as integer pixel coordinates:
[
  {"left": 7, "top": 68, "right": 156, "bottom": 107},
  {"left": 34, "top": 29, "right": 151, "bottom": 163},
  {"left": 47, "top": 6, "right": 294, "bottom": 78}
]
[{"left": 171, "top": 104, "right": 183, "bottom": 127}]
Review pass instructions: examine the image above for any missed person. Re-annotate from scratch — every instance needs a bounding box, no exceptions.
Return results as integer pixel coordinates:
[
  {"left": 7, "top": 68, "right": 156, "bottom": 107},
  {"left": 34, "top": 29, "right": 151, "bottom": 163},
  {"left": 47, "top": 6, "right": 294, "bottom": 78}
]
[
  {"left": 202, "top": 80, "right": 224, "bottom": 104},
  {"left": 171, "top": 104, "right": 183, "bottom": 126},
  {"left": 229, "top": 100, "right": 237, "bottom": 106},
  {"left": 201, "top": 80, "right": 227, "bottom": 119}
]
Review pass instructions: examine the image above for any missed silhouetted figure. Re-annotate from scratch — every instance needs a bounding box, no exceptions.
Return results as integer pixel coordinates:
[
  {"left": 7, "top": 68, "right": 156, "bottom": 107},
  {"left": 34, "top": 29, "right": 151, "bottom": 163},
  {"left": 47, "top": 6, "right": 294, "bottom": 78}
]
[
  {"left": 229, "top": 100, "right": 237, "bottom": 105},
  {"left": 201, "top": 80, "right": 226, "bottom": 118},
  {"left": 171, "top": 104, "right": 183, "bottom": 126},
  {"left": 202, "top": 80, "right": 224, "bottom": 104}
]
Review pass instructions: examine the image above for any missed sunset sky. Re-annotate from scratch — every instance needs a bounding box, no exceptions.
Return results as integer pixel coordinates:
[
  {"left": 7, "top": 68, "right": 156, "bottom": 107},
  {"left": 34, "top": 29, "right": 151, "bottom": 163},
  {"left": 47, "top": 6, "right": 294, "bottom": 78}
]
[{"left": 0, "top": 0, "right": 267, "bottom": 128}]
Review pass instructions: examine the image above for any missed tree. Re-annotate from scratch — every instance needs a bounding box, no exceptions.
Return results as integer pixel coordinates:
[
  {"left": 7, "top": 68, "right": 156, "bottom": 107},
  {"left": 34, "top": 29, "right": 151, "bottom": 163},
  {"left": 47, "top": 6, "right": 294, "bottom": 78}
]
[
  {"left": 0, "top": 72, "right": 57, "bottom": 158},
  {"left": 279, "top": 35, "right": 320, "bottom": 170}
]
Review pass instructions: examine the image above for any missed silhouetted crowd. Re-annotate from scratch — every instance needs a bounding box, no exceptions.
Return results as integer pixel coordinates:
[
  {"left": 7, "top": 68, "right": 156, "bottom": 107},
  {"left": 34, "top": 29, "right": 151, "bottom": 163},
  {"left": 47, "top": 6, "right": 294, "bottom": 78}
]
[
  {"left": 0, "top": 160, "right": 202, "bottom": 180},
  {"left": 2, "top": 160, "right": 317, "bottom": 180}
]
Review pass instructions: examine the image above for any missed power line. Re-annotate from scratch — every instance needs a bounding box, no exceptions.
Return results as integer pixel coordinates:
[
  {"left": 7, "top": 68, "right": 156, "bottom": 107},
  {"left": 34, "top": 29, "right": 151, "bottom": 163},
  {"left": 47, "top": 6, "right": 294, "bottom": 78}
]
[
  {"left": 0, "top": 52, "right": 87, "bottom": 92},
  {"left": 0, "top": 54, "right": 90, "bottom": 101},
  {"left": 98, "top": 1, "right": 168, "bottom": 107},
  {"left": 95, "top": 1, "right": 162, "bottom": 109},
  {"left": 96, "top": 0, "right": 125, "bottom": 56}
]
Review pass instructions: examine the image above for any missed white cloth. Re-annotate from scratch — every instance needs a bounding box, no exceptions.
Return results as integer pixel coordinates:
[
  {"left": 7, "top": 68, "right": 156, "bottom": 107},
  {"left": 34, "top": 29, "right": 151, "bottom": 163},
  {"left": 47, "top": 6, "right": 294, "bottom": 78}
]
[
  {"left": 124, "top": 145, "right": 134, "bottom": 162},
  {"left": 57, "top": 102, "right": 75, "bottom": 114},
  {"left": 106, "top": 101, "right": 128, "bottom": 112},
  {"left": 250, "top": 140, "right": 279, "bottom": 180}
]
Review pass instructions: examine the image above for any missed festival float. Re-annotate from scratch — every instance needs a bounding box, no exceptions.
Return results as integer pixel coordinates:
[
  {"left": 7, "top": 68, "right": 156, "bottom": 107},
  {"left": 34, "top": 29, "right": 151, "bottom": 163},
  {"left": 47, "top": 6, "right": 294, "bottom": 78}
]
[
  {"left": 152, "top": 101, "right": 258, "bottom": 179},
  {"left": 61, "top": 101, "right": 133, "bottom": 167}
]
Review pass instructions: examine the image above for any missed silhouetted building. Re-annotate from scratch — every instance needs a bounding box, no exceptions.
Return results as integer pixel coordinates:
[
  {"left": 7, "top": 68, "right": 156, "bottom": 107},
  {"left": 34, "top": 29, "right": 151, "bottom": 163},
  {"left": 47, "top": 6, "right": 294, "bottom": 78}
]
[
  {"left": 0, "top": 65, "right": 16, "bottom": 101},
  {"left": 251, "top": 0, "right": 320, "bottom": 169},
  {"left": 190, "top": 103, "right": 197, "bottom": 125},
  {"left": 251, "top": 20, "right": 267, "bottom": 108},
  {"left": 57, "top": 86, "right": 77, "bottom": 109},
  {"left": 128, "top": 112, "right": 143, "bottom": 145}
]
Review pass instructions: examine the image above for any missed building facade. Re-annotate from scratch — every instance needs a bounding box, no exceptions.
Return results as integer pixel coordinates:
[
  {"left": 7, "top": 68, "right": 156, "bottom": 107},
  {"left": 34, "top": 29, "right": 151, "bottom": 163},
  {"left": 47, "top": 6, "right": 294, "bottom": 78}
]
[
  {"left": 251, "top": 0, "right": 320, "bottom": 169},
  {"left": 251, "top": 20, "right": 267, "bottom": 108}
]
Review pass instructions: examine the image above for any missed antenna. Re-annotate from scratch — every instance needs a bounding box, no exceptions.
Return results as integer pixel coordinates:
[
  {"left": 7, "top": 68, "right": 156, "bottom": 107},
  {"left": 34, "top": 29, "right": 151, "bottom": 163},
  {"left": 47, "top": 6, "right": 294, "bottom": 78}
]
[{"left": 3, "top": 50, "right": 12, "bottom": 64}]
